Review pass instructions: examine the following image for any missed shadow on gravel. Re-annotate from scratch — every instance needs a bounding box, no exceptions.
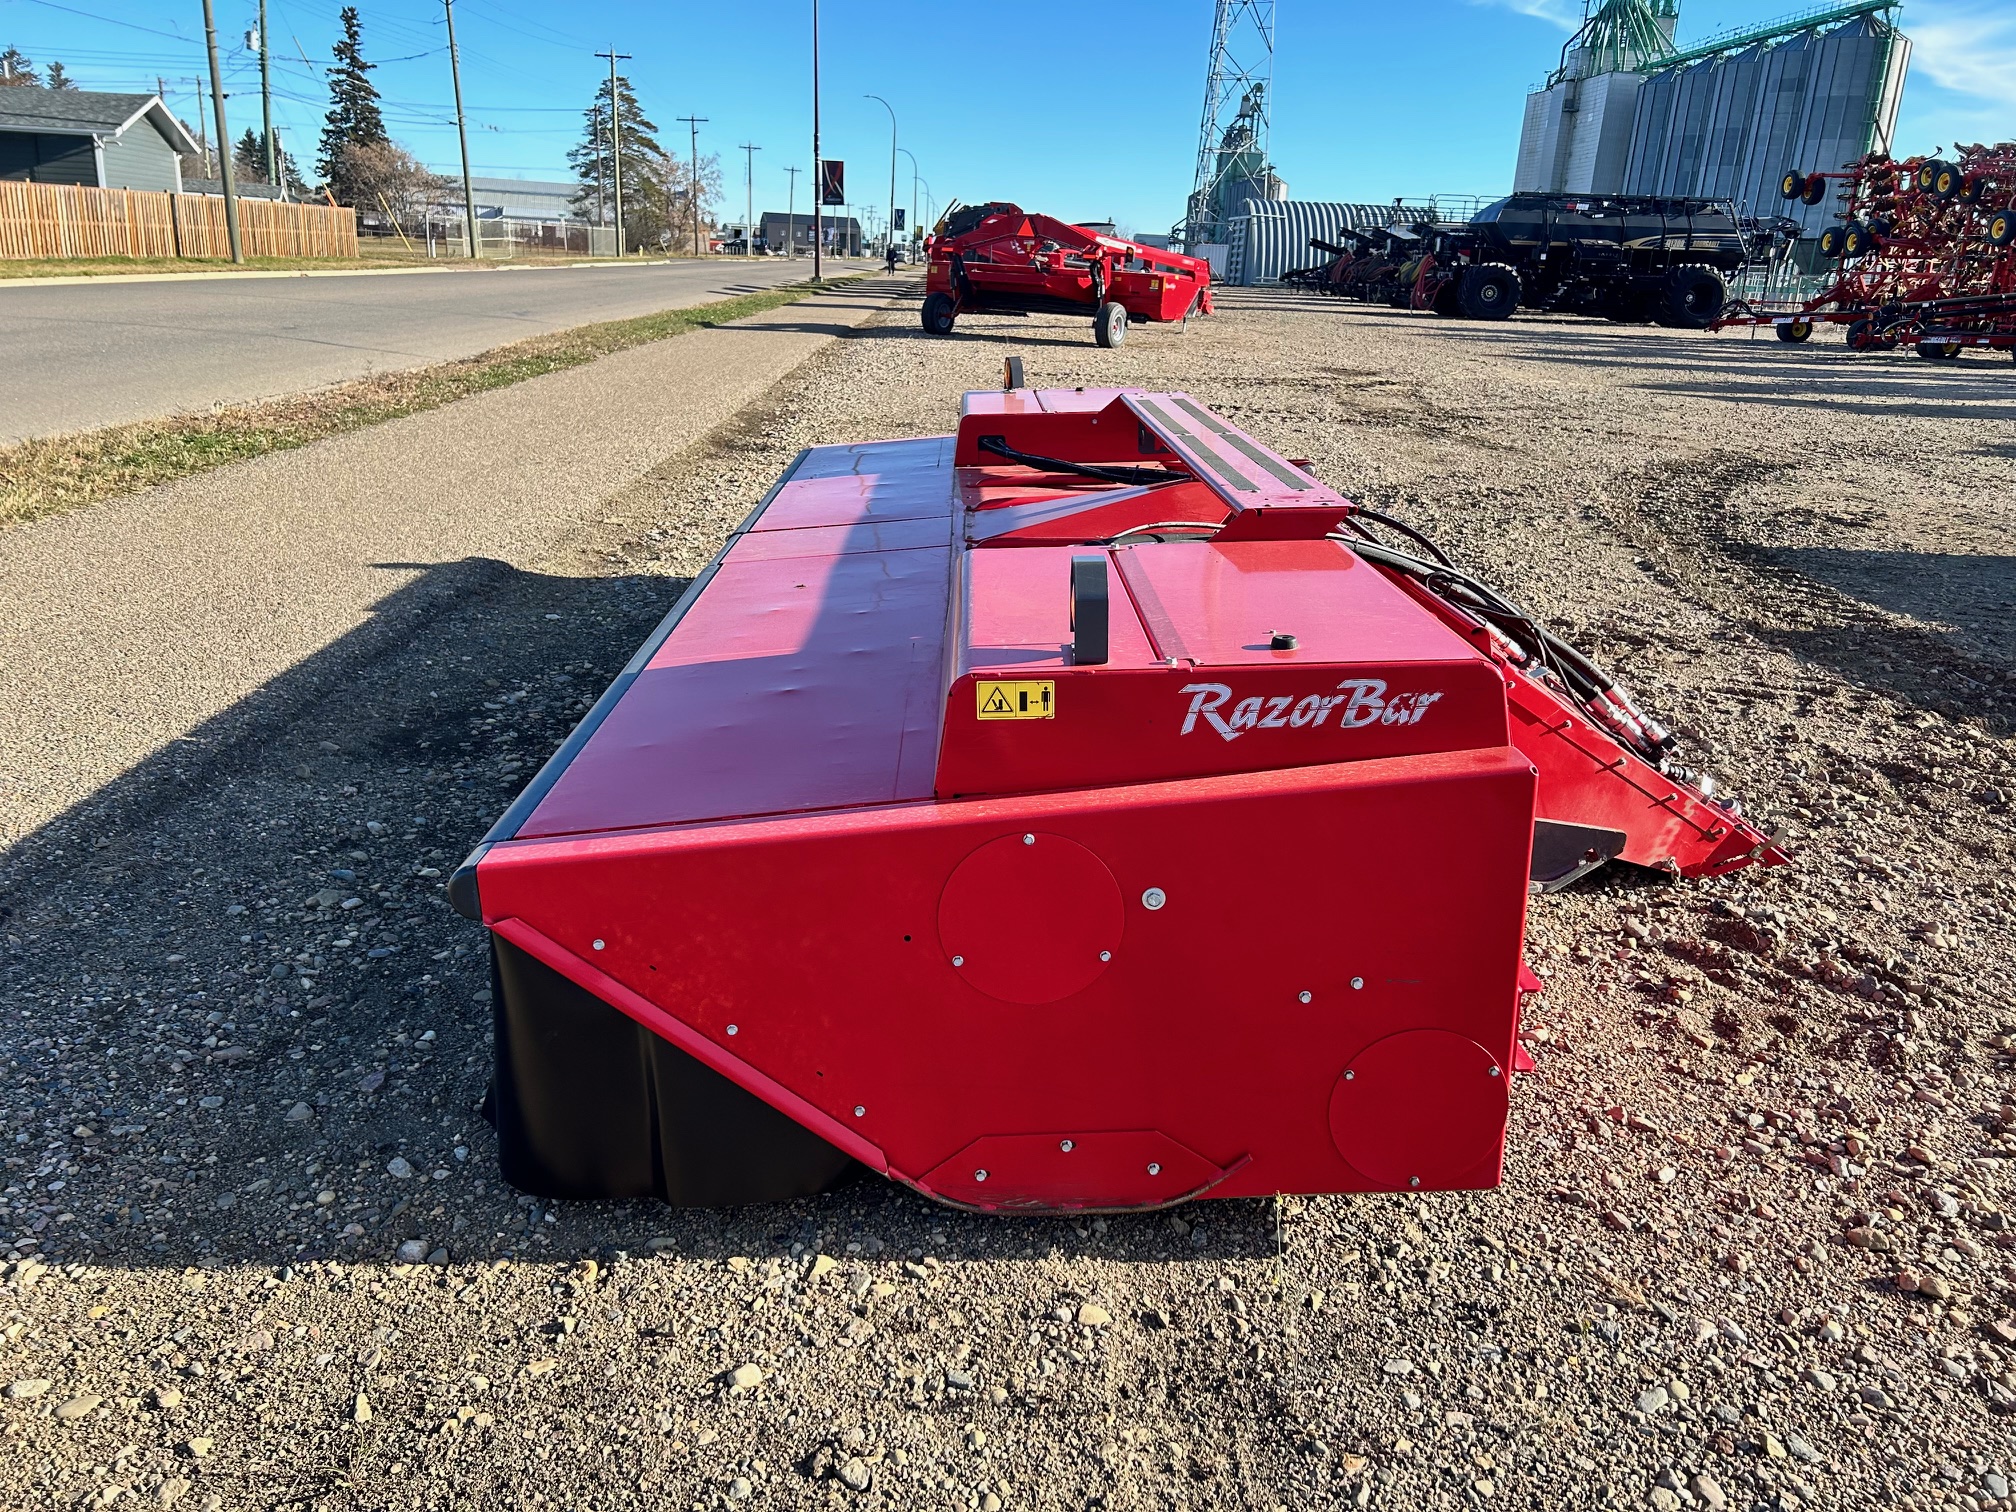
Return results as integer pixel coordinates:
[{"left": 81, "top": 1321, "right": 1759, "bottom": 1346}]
[{"left": 0, "top": 555, "right": 1276, "bottom": 1277}]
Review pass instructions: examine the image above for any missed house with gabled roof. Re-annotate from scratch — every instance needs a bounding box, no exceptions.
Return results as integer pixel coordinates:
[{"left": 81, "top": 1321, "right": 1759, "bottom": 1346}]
[{"left": 0, "top": 86, "right": 201, "bottom": 193}]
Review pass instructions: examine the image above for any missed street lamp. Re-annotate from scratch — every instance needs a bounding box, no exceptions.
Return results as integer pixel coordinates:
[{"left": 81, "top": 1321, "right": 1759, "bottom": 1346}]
[
  {"left": 865, "top": 93, "right": 897, "bottom": 256},
  {"left": 897, "top": 146, "right": 923, "bottom": 248}
]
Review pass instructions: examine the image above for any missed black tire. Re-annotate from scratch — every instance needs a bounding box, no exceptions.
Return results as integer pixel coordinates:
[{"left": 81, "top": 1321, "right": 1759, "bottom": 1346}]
[
  {"left": 921, "top": 291, "right": 958, "bottom": 335},
  {"left": 1989, "top": 209, "right": 2016, "bottom": 248},
  {"left": 1659, "top": 266, "right": 1726, "bottom": 330},
  {"left": 1093, "top": 301, "right": 1128, "bottom": 348},
  {"left": 1913, "top": 339, "right": 1962, "bottom": 361},
  {"left": 1801, "top": 175, "right": 1829, "bottom": 207},
  {"left": 1841, "top": 222, "right": 1876, "bottom": 258},
  {"left": 1456, "top": 264, "right": 1520, "bottom": 320},
  {"left": 1775, "top": 318, "right": 1814, "bottom": 343},
  {"left": 1931, "top": 163, "right": 1962, "bottom": 200},
  {"left": 1846, "top": 319, "right": 1897, "bottom": 353},
  {"left": 1817, "top": 225, "right": 1847, "bottom": 258},
  {"left": 1780, "top": 171, "right": 1806, "bottom": 201},
  {"left": 1916, "top": 160, "right": 1945, "bottom": 192}
]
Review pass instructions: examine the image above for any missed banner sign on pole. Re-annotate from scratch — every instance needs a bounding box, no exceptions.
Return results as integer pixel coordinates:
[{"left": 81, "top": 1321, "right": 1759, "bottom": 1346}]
[{"left": 819, "top": 160, "right": 845, "bottom": 206}]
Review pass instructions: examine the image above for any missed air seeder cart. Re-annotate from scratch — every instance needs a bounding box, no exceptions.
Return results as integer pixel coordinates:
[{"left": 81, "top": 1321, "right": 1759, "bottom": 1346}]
[
  {"left": 453, "top": 377, "right": 1783, "bottom": 1213},
  {"left": 921, "top": 202, "right": 1213, "bottom": 348}
]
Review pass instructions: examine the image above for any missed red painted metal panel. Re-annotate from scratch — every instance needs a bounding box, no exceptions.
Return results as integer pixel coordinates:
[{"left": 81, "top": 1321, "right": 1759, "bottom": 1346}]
[
  {"left": 477, "top": 748, "right": 1537, "bottom": 1208},
  {"left": 728, "top": 516, "right": 953, "bottom": 562},
  {"left": 960, "top": 547, "right": 1161, "bottom": 673},
  {"left": 519, "top": 545, "right": 950, "bottom": 837},
  {"left": 754, "top": 438, "right": 956, "bottom": 532},
  {"left": 1113, "top": 539, "right": 1483, "bottom": 668}
]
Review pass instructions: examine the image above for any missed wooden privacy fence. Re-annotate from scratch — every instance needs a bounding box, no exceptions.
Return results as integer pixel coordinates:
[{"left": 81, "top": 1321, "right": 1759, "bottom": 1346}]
[{"left": 0, "top": 180, "right": 358, "bottom": 261}]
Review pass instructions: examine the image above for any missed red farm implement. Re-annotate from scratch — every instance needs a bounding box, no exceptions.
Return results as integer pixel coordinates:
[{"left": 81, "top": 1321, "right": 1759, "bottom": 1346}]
[
  {"left": 921, "top": 202, "right": 1213, "bottom": 347},
  {"left": 451, "top": 377, "right": 1784, "bottom": 1213},
  {"left": 1716, "top": 143, "right": 2016, "bottom": 359}
]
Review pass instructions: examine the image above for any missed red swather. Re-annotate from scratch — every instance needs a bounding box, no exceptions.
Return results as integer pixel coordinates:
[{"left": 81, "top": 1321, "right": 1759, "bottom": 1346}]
[
  {"left": 921, "top": 203, "right": 1212, "bottom": 347},
  {"left": 452, "top": 384, "right": 1782, "bottom": 1213}
]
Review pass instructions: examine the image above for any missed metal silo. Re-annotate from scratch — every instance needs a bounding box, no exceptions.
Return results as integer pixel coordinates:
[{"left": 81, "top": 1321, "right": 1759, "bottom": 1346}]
[{"left": 1620, "top": 6, "right": 1909, "bottom": 234}]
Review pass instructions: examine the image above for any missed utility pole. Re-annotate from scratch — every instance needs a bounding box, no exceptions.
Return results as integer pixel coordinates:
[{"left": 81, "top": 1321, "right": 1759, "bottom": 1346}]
[
  {"left": 199, "top": 0, "right": 242, "bottom": 262},
  {"left": 811, "top": 0, "right": 821, "bottom": 282},
  {"left": 737, "top": 142, "right": 760, "bottom": 254},
  {"left": 596, "top": 48, "right": 632, "bottom": 256},
  {"left": 445, "top": 0, "right": 479, "bottom": 259},
  {"left": 865, "top": 94, "right": 895, "bottom": 256},
  {"left": 783, "top": 165, "right": 800, "bottom": 259},
  {"left": 677, "top": 115, "right": 707, "bottom": 257},
  {"left": 255, "top": 0, "right": 275, "bottom": 185}
]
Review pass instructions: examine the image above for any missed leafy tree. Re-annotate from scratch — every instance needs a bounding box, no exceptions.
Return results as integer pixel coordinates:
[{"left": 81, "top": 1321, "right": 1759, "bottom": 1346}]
[
  {"left": 42, "top": 60, "right": 76, "bottom": 90},
  {"left": 0, "top": 46, "right": 37, "bottom": 86},
  {"left": 317, "top": 5, "right": 387, "bottom": 206},
  {"left": 339, "top": 139, "right": 443, "bottom": 224},
  {"left": 565, "top": 75, "right": 677, "bottom": 252}
]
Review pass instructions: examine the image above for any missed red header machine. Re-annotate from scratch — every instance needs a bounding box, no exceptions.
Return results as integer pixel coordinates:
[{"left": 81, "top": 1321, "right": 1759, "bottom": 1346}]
[
  {"left": 921, "top": 202, "right": 1213, "bottom": 347},
  {"left": 452, "top": 381, "right": 1782, "bottom": 1213}
]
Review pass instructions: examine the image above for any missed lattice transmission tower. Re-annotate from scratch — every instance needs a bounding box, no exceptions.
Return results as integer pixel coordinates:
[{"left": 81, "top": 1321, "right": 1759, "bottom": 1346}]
[{"left": 1180, "top": 0, "right": 1278, "bottom": 251}]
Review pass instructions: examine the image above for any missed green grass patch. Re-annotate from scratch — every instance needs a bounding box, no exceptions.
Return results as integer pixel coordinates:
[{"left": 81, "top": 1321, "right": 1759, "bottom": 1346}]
[{"left": 0, "top": 275, "right": 867, "bottom": 529}]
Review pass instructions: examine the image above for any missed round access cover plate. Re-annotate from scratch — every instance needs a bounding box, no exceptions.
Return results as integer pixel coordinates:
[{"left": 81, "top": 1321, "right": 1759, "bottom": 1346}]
[
  {"left": 1328, "top": 1029, "right": 1509, "bottom": 1190},
  {"left": 938, "top": 833, "right": 1123, "bottom": 1005}
]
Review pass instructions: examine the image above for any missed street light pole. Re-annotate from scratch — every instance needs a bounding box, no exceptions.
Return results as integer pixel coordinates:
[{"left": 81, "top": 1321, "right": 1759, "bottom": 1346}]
[
  {"left": 811, "top": 0, "right": 821, "bottom": 281},
  {"left": 738, "top": 142, "right": 760, "bottom": 254},
  {"left": 783, "top": 165, "right": 800, "bottom": 259},
  {"left": 897, "top": 146, "right": 920, "bottom": 248},
  {"left": 865, "top": 93, "right": 895, "bottom": 254},
  {"left": 257, "top": 0, "right": 275, "bottom": 186}
]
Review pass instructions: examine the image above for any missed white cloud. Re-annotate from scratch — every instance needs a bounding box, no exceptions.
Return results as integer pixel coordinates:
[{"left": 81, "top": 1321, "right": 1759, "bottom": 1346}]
[
  {"left": 1904, "top": 2, "right": 2016, "bottom": 106},
  {"left": 1465, "top": 0, "right": 1582, "bottom": 34}
]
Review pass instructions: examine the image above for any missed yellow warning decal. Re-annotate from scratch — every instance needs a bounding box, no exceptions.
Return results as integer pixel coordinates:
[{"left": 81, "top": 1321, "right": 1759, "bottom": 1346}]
[{"left": 975, "top": 680, "right": 1056, "bottom": 721}]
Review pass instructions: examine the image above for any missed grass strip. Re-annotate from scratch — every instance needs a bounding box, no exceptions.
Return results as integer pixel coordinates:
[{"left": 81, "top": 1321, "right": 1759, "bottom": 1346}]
[{"left": 0, "top": 275, "right": 866, "bottom": 529}]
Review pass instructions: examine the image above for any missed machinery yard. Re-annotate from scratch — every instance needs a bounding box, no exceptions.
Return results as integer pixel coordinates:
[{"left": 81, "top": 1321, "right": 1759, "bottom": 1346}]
[{"left": 2, "top": 286, "right": 2015, "bottom": 1512}]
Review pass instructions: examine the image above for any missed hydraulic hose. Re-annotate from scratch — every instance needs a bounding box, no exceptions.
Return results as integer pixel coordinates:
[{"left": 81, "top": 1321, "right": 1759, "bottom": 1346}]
[{"left": 975, "top": 434, "right": 1183, "bottom": 488}]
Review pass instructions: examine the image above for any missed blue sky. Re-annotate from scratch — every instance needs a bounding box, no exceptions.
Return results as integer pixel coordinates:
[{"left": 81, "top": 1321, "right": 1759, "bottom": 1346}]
[{"left": 3, "top": 0, "right": 2010, "bottom": 232}]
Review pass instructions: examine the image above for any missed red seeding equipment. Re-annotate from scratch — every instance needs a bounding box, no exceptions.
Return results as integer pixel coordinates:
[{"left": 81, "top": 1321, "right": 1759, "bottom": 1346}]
[
  {"left": 920, "top": 202, "right": 1213, "bottom": 348},
  {"left": 451, "top": 376, "right": 1785, "bottom": 1213},
  {"left": 1716, "top": 143, "right": 2016, "bottom": 359}
]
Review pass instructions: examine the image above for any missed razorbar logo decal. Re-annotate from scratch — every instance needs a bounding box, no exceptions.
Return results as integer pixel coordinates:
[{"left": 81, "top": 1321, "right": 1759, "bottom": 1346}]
[{"left": 1179, "top": 680, "right": 1443, "bottom": 742}]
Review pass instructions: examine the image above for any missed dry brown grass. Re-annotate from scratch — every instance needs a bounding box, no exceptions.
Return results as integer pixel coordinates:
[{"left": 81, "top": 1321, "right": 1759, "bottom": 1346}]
[{"left": 0, "top": 275, "right": 863, "bottom": 530}]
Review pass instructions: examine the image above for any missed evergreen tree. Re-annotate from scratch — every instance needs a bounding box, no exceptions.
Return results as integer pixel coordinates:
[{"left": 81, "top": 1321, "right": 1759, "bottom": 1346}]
[
  {"left": 234, "top": 127, "right": 269, "bottom": 185},
  {"left": 0, "top": 46, "right": 38, "bottom": 86},
  {"left": 234, "top": 127, "right": 309, "bottom": 194},
  {"left": 42, "top": 60, "right": 76, "bottom": 89},
  {"left": 566, "top": 75, "right": 671, "bottom": 252},
  {"left": 317, "top": 6, "right": 387, "bottom": 206}
]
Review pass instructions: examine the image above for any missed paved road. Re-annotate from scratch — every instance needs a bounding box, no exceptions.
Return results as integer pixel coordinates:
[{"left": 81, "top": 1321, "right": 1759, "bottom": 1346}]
[
  {"left": 0, "top": 256, "right": 869, "bottom": 443},
  {"left": 0, "top": 276, "right": 906, "bottom": 843}
]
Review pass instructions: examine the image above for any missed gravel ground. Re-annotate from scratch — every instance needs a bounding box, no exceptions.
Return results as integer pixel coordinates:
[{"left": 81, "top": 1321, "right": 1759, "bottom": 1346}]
[{"left": 1, "top": 288, "right": 2014, "bottom": 1512}]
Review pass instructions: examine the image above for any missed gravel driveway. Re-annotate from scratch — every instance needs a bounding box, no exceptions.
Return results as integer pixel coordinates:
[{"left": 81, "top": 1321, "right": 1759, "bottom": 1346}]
[{"left": 1, "top": 288, "right": 2012, "bottom": 1512}]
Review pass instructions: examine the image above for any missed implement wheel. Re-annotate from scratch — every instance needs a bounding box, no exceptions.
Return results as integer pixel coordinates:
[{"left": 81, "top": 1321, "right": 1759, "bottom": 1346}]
[
  {"left": 1801, "top": 176, "right": 1829, "bottom": 207},
  {"left": 1093, "top": 302, "right": 1128, "bottom": 348},
  {"left": 1456, "top": 264, "right": 1520, "bottom": 320},
  {"left": 922, "top": 291, "right": 958, "bottom": 335},
  {"left": 1989, "top": 210, "right": 2016, "bottom": 249},
  {"left": 1817, "top": 225, "right": 1847, "bottom": 259},
  {"left": 1914, "top": 339, "right": 1962, "bottom": 361},
  {"left": 1659, "top": 266, "right": 1727, "bottom": 330},
  {"left": 1775, "top": 318, "right": 1814, "bottom": 343},
  {"left": 1780, "top": 171, "right": 1806, "bottom": 201}
]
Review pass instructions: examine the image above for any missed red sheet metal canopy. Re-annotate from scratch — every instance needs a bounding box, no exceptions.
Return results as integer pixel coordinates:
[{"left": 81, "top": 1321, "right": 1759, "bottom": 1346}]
[{"left": 452, "top": 384, "right": 1782, "bottom": 1213}]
